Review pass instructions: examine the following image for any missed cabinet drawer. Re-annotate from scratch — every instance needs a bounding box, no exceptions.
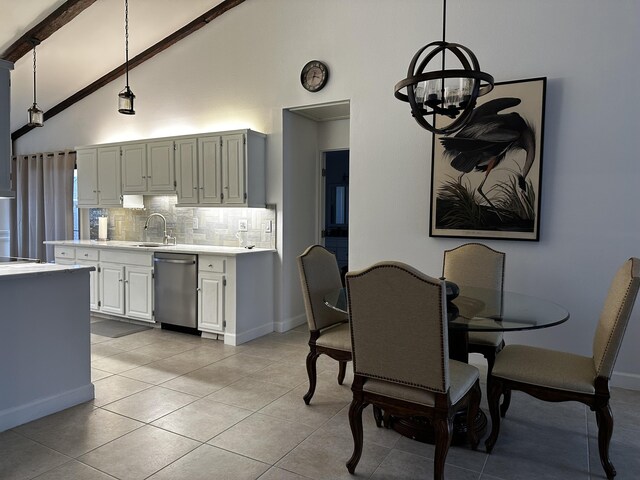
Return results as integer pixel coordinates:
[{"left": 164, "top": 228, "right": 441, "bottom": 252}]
[
  {"left": 55, "top": 246, "right": 76, "bottom": 260},
  {"left": 100, "top": 249, "right": 153, "bottom": 267},
  {"left": 199, "top": 255, "right": 225, "bottom": 273},
  {"left": 76, "top": 248, "right": 99, "bottom": 261}
]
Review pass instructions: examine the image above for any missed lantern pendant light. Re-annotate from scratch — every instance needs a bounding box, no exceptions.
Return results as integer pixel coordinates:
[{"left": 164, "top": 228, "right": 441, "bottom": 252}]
[
  {"left": 27, "top": 39, "right": 44, "bottom": 127},
  {"left": 118, "top": 0, "right": 135, "bottom": 114},
  {"left": 394, "top": 0, "right": 494, "bottom": 135}
]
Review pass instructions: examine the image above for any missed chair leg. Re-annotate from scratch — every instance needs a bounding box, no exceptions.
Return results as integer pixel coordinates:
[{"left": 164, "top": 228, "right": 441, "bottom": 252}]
[
  {"left": 303, "top": 349, "right": 320, "bottom": 405},
  {"left": 346, "top": 398, "right": 367, "bottom": 474},
  {"left": 500, "top": 389, "right": 512, "bottom": 418},
  {"left": 485, "top": 377, "right": 503, "bottom": 453},
  {"left": 373, "top": 406, "right": 383, "bottom": 427},
  {"left": 338, "top": 361, "right": 347, "bottom": 385},
  {"left": 595, "top": 404, "right": 616, "bottom": 479},
  {"left": 466, "top": 380, "right": 481, "bottom": 450},
  {"left": 433, "top": 416, "right": 453, "bottom": 480}
]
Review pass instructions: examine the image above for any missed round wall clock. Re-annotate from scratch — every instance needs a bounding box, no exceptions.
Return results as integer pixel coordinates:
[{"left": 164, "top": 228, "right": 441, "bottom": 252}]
[{"left": 300, "top": 60, "right": 329, "bottom": 92}]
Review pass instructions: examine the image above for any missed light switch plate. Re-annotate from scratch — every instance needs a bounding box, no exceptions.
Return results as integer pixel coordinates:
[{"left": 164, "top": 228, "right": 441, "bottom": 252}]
[
  {"left": 238, "top": 219, "right": 248, "bottom": 231},
  {"left": 264, "top": 220, "right": 272, "bottom": 233},
  {"left": 193, "top": 217, "right": 199, "bottom": 229}
]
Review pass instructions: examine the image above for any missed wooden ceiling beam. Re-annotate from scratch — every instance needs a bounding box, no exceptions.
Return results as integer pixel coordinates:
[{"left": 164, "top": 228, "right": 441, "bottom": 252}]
[
  {"left": 12, "top": 0, "right": 246, "bottom": 142},
  {"left": 1, "top": 0, "right": 98, "bottom": 63}
]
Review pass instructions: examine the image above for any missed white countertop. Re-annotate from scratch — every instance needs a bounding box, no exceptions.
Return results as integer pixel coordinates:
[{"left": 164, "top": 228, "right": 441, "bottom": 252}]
[
  {"left": 44, "top": 240, "right": 276, "bottom": 256},
  {"left": 0, "top": 262, "right": 94, "bottom": 280}
]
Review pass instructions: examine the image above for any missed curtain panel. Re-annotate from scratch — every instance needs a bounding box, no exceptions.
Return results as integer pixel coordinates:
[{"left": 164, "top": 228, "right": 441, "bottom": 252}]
[{"left": 11, "top": 151, "right": 75, "bottom": 262}]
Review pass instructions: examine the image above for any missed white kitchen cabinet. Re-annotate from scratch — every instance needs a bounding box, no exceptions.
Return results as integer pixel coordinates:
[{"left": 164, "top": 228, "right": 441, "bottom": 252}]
[
  {"left": 122, "top": 140, "right": 175, "bottom": 194},
  {"left": 175, "top": 130, "right": 265, "bottom": 207},
  {"left": 175, "top": 137, "right": 199, "bottom": 205},
  {"left": 54, "top": 246, "right": 76, "bottom": 265},
  {"left": 198, "top": 272, "right": 225, "bottom": 333},
  {"left": 198, "top": 255, "right": 225, "bottom": 333},
  {"left": 125, "top": 266, "right": 154, "bottom": 321},
  {"left": 121, "top": 143, "right": 146, "bottom": 194},
  {"left": 77, "top": 146, "right": 122, "bottom": 207},
  {"left": 76, "top": 248, "right": 100, "bottom": 311},
  {"left": 100, "top": 264, "right": 125, "bottom": 315}
]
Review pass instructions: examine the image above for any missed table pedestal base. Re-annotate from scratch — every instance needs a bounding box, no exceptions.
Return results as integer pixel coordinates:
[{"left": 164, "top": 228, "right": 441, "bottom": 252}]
[{"left": 386, "top": 409, "right": 487, "bottom": 446}]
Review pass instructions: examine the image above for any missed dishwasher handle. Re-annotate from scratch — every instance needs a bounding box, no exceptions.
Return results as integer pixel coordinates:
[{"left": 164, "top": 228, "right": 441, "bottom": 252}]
[{"left": 153, "top": 258, "right": 196, "bottom": 265}]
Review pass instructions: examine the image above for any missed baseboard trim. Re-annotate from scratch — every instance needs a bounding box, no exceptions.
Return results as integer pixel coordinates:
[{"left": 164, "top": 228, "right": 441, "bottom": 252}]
[
  {"left": 0, "top": 383, "right": 95, "bottom": 432},
  {"left": 224, "top": 323, "right": 274, "bottom": 346},
  {"left": 275, "top": 313, "right": 306, "bottom": 333},
  {"left": 610, "top": 371, "right": 640, "bottom": 391}
]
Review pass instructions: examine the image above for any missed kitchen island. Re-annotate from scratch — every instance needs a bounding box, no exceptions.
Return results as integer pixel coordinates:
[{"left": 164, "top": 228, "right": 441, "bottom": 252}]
[{"left": 0, "top": 263, "right": 94, "bottom": 431}]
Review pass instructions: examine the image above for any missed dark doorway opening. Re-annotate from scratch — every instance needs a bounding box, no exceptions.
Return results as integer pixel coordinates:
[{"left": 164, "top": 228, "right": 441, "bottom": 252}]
[{"left": 323, "top": 150, "right": 349, "bottom": 282}]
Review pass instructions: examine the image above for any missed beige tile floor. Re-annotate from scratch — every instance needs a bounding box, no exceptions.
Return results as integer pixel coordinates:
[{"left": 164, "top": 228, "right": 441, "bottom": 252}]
[{"left": 2, "top": 323, "right": 640, "bottom": 480}]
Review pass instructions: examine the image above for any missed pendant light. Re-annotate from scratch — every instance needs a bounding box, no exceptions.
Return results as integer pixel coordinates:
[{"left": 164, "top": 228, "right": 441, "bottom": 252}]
[
  {"left": 394, "top": 0, "right": 494, "bottom": 135},
  {"left": 27, "top": 38, "right": 44, "bottom": 127},
  {"left": 118, "top": 0, "right": 135, "bottom": 115}
]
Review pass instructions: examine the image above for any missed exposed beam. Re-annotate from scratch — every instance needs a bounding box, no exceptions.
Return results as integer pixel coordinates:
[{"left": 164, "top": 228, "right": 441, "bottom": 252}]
[
  {"left": 1, "top": 0, "right": 98, "bottom": 63},
  {"left": 12, "top": 0, "right": 246, "bottom": 142}
]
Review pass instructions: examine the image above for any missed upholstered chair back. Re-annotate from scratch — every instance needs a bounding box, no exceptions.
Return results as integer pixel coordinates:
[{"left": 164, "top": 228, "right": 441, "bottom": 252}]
[
  {"left": 443, "top": 243, "right": 505, "bottom": 291},
  {"left": 346, "top": 261, "right": 449, "bottom": 394},
  {"left": 592, "top": 257, "right": 640, "bottom": 378},
  {"left": 298, "top": 245, "right": 348, "bottom": 332}
]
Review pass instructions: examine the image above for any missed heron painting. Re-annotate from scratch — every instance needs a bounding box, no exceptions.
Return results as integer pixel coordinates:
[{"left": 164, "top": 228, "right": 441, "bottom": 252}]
[{"left": 430, "top": 77, "right": 546, "bottom": 241}]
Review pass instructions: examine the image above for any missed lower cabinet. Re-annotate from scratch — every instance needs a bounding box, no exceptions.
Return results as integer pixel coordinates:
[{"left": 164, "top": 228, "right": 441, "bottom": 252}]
[
  {"left": 198, "top": 256, "right": 225, "bottom": 334},
  {"left": 54, "top": 246, "right": 154, "bottom": 323}
]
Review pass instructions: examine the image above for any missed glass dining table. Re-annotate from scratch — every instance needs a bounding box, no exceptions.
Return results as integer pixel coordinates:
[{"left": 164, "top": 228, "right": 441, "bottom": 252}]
[
  {"left": 324, "top": 284, "right": 570, "bottom": 445},
  {"left": 324, "top": 285, "right": 569, "bottom": 362}
]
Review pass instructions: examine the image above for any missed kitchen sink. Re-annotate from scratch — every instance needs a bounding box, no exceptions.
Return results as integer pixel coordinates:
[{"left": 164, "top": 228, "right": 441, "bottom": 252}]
[{"left": 135, "top": 242, "right": 164, "bottom": 247}]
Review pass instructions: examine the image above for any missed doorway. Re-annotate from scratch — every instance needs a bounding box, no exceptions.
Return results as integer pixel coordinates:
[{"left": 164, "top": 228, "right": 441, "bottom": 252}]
[{"left": 323, "top": 149, "right": 349, "bottom": 279}]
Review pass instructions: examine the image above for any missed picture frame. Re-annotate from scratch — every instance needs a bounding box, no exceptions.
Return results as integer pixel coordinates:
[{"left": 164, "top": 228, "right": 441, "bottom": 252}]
[{"left": 429, "top": 77, "right": 547, "bottom": 241}]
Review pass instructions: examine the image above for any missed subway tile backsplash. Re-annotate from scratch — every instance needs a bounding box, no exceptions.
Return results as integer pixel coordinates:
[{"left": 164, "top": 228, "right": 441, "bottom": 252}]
[{"left": 89, "top": 196, "right": 276, "bottom": 249}]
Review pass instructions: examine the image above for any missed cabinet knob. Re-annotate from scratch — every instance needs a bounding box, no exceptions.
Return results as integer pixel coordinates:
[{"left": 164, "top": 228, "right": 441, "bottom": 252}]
[
  {"left": 84, "top": 253, "right": 89, "bottom": 257},
  {"left": 197, "top": 287, "right": 201, "bottom": 292},
  {"left": 208, "top": 264, "right": 213, "bottom": 268},
  {"left": 119, "top": 279, "right": 123, "bottom": 282},
  {"left": 194, "top": 187, "right": 198, "bottom": 190}
]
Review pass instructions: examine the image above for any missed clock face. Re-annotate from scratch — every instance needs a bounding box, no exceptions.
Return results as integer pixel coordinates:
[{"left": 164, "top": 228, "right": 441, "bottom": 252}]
[{"left": 301, "top": 60, "right": 329, "bottom": 92}]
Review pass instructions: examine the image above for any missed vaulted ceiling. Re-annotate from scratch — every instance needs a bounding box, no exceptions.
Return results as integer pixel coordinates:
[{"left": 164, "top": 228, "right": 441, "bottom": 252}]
[{"left": 2, "top": 0, "right": 233, "bottom": 134}]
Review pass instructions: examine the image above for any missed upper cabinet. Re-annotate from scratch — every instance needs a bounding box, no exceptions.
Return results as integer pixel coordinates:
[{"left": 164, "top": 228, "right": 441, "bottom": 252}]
[
  {"left": 77, "top": 146, "right": 122, "bottom": 207},
  {"left": 176, "top": 130, "right": 266, "bottom": 208},
  {"left": 77, "top": 129, "right": 265, "bottom": 209},
  {"left": 122, "top": 140, "right": 175, "bottom": 194}
]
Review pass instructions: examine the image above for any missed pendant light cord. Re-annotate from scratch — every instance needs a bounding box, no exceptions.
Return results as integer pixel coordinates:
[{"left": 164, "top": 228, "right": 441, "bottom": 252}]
[
  {"left": 440, "top": 0, "right": 447, "bottom": 100},
  {"left": 124, "top": 0, "right": 129, "bottom": 87},
  {"left": 32, "top": 45, "right": 37, "bottom": 104}
]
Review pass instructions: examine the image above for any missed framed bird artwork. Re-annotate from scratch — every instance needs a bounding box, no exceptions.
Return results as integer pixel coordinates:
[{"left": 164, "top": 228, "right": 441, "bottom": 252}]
[{"left": 430, "top": 77, "right": 547, "bottom": 241}]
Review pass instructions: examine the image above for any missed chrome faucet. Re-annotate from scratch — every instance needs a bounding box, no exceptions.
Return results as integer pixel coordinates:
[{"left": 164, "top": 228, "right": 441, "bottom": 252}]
[{"left": 144, "top": 213, "right": 176, "bottom": 245}]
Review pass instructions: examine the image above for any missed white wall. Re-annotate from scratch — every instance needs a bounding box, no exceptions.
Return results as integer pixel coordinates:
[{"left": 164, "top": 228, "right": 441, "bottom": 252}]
[{"left": 12, "top": 0, "right": 640, "bottom": 387}]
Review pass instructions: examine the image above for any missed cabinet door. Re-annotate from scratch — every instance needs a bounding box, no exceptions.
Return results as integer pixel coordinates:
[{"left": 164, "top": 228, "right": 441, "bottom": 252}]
[
  {"left": 198, "top": 136, "right": 222, "bottom": 205},
  {"left": 147, "top": 140, "right": 175, "bottom": 193},
  {"left": 77, "top": 148, "right": 98, "bottom": 206},
  {"left": 125, "top": 267, "right": 154, "bottom": 322},
  {"left": 175, "top": 138, "right": 199, "bottom": 204},
  {"left": 121, "top": 143, "right": 147, "bottom": 193},
  {"left": 77, "top": 260, "right": 100, "bottom": 311},
  {"left": 198, "top": 272, "right": 224, "bottom": 332},
  {"left": 221, "top": 133, "right": 246, "bottom": 205},
  {"left": 97, "top": 146, "right": 123, "bottom": 206},
  {"left": 100, "top": 264, "right": 125, "bottom": 315}
]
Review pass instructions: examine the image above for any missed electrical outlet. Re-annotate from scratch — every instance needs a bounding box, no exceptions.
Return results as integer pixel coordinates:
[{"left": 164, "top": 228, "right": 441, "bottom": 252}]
[
  {"left": 264, "top": 220, "right": 272, "bottom": 233},
  {"left": 192, "top": 217, "right": 199, "bottom": 229},
  {"left": 238, "top": 219, "right": 248, "bottom": 231}
]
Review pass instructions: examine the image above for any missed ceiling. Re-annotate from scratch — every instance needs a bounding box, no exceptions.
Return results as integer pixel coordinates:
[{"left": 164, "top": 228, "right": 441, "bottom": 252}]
[{"left": 3, "top": 0, "right": 228, "bottom": 133}]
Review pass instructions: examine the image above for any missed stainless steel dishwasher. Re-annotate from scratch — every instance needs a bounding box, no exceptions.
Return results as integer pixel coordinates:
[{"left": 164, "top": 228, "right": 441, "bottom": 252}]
[{"left": 154, "top": 252, "right": 198, "bottom": 333}]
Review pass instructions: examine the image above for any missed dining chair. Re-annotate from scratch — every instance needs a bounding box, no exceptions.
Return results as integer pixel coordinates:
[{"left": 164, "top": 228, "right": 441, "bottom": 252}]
[
  {"left": 345, "top": 261, "right": 481, "bottom": 480},
  {"left": 485, "top": 257, "right": 640, "bottom": 480},
  {"left": 297, "top": 245, "right": 351, "bottom": 405}
]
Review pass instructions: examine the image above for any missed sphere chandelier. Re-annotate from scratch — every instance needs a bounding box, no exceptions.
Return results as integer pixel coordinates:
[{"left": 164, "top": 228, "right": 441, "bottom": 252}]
[{"left": 394, "top": 0, "right": 494, "bottom": 135}]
